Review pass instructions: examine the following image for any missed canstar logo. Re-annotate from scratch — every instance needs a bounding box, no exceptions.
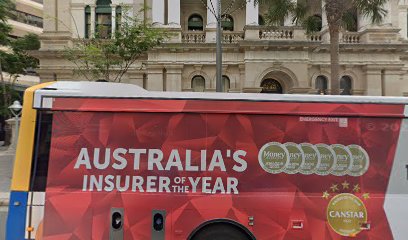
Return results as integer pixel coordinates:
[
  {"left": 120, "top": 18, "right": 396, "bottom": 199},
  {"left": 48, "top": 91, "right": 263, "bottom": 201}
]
[
  {"left": 326, "top": 193, "right": 368, "bottom": 237},
  {"left": 329, "top": 211, "right": 365, "bottom": 219}
]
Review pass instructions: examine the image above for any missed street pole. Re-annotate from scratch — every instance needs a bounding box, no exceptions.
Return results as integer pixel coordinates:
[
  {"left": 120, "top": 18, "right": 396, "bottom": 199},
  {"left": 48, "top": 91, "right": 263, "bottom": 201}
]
[
  {"left": 215, "top": 0, "right": 223, "bottom": 92},
  {"left": 0, "top": 61, "right": 6, "bottom": 109}
]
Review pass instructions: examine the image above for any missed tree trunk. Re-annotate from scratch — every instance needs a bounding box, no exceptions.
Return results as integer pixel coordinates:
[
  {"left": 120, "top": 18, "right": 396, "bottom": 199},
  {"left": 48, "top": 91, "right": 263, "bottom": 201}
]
[
  {"left": 0, "top": 61, "right": 6, "bottom": 112},
  {"left": 329, "top": 26, "right": 340, "bottom": 95},
  {"left": 325, "top": 0, "right": 345, "bottom": 95}
]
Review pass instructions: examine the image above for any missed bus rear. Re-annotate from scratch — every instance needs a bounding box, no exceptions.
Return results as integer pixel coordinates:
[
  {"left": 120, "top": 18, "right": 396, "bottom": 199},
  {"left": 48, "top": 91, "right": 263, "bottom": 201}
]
[{"left": 6, "top": 82, "right": 408, "bottom": 239}]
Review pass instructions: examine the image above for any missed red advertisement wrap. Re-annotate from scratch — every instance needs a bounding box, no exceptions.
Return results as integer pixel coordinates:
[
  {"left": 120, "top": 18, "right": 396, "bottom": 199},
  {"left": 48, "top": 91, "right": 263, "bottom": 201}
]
[
  {"left": 44, "top": 100, "right": 403, "bottom": 240},
  {"left": 51, "top": 98, "right": 405, "bottom": 117}
]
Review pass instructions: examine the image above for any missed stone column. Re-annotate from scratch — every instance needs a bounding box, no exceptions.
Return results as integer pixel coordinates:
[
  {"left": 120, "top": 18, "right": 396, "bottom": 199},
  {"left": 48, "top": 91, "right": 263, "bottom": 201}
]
[
  {"left": 111, "top": 4, "right": 117, "bottom": 38},
  {"left": 383, "top": 1, "right": 392, "bottom": 26},
  {"left": 399, "top": 4, "right": 408, "bottom": 39},
  {"left": 246, "top": 0, "right": 258, "bottom": 26},
  {"left": 168, "top": 0, "right": 181, "bottom": 27},
  {"left": 365, "top": 67, "right": 382, "bottom": 96},
  {"left": 43, "top": 0, "right": 56, "bottom": 32},
  {"left": 284, "top": 0, "right": 297, "bottom": 26},
  {"left": 238, "top": 64, "right": 245, "bottom": 92},
  {"left": 152, "top": 0, "right": 165, "bottom": 26},
  {"left": 147, "top": 66, "right": 164, "bottom": 91},
  {"left": 5, "top": 118, "right": 19, "bottom": 153},
  {"left": 206, "top": 0, "right": 218, "bottom": 42},
  {"left": 206, "top": 0, "right": 218, "bottom": 28},
  {"left": 71, "top": 4, "right": 85, "bottom": 38},
  {"left": 166, "top": 66, "right": 183, "bottom": 91},
  {"left": 90, "top": 4, "right": 96, "bottom": 38},
  {"left": 322, "top": 0, "right": 328, "bottom": 29}
]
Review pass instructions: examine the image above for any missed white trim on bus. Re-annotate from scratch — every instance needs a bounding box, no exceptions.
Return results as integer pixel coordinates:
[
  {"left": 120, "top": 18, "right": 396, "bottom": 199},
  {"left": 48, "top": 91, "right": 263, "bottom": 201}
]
[{"left": 32, "top": 82, "right": 408, "bottom": 109}]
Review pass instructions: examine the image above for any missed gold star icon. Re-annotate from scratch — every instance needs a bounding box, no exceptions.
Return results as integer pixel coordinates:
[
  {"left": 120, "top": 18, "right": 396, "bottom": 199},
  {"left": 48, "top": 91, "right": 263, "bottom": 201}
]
[
  {"left": 330, "top": 184, "right": 339, "bottom": 192},
  {"left": 322, "top": 191, "right": 330, "bottom": 199},
  {"left": 362, "top": 193, "right": 370, "bottom": 200},
  {"left": 353, "top": 184, "right": 361, "bottom": 193},
  {"left": 342, "top": 181, "right": 350, "bottom": 190}
]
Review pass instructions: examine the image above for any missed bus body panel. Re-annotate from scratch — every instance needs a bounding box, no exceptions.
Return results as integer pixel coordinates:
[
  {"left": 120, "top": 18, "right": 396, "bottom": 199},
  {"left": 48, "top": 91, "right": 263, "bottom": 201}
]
[
  {"left": 11, "top": 82, "right": 54, "bottom": 192},
  {"left": 6, "top": 191, "right": 28, "bottom": 240},
  {"left": 384, "top": 118, "right": 408, "bottom": 239},
  {"left": 49, "top": 97, "right": 405, "bottom": 117},
  {"left": 42, "top": 104, "right": 403, "bottom": 239}
]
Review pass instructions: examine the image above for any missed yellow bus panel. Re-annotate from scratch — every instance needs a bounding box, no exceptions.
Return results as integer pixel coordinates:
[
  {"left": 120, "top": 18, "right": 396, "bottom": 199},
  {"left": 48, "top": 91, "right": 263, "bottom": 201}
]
[{"left": 10, "top": 82, "right": 54, "bottom": 191}]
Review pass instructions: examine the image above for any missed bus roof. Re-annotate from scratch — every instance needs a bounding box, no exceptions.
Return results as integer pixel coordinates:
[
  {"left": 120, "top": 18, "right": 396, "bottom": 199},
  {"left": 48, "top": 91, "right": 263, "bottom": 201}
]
[{"left": 32, "top": 81, "right": 408, "bottom": 108}]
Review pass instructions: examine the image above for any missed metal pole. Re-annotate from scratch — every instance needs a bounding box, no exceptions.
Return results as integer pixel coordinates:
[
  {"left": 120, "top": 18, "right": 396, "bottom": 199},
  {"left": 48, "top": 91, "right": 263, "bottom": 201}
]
[
  {"left": 15, "top": 116, "right": 19, "bottom": 147},
  {"left": 215, "top": 0, "right": 223, "bottom": 92}
]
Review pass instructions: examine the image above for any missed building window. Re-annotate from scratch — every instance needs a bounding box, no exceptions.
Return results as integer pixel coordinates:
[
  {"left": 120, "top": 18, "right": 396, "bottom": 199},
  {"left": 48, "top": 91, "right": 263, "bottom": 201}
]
[
  {"left": 188, "top": 14, "right": 203, "bottom": 31},
  {"left": 9, "top": 10, "right": 43, "bottom": 28},
  {"left": 222, "top": 75, "right": 230, "bottom": 92},
  {"left": 340, "top": 76, "right": 352, "bottom": 95},
  {"left": 305, "top": 14, "right": 322, "bottom": 32},
  {"left": 85, "top": 6, "right": 91, "bottom": 38},
  {"left": 259, "top": 15, "right": 265, "bottom": 26},
  {"left": 343, "top": 9, "right": 357, "bottom": 32},
  {"left": 316, "top": 75, "right": 328, "bottom": 95},
  {"left": 221, "top": 15, "right": 234, "bottom": 31},
  {"left": 96, "top": 0, "right": 112, "bottom": 39},
  {"left": 261, "top": 79, "right": 283, "bottom": 94},
  {"left": 116, "top": 6, "right": 122, "bottom": 31},
  {"left": 192, "top": 75, "right": 205, "bottom": 92}
]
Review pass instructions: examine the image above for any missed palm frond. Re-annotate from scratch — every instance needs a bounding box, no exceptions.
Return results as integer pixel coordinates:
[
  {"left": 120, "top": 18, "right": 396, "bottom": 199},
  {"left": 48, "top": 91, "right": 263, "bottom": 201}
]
[
  {"left": 353, "top": 0, "right": 387, "bottom": 24},
  {"left": 292, "top": 2, "right": 308, "bottom": 25},
  {"left": 264, "top": 0, "right": 296, "bottom": 26}
]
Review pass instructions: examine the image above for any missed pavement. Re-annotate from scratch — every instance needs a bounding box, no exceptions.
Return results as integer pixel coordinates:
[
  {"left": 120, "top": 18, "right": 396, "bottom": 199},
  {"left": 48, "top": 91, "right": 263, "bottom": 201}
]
[{"left": 0, "top": 147, "right": 15, "bottom": 240}]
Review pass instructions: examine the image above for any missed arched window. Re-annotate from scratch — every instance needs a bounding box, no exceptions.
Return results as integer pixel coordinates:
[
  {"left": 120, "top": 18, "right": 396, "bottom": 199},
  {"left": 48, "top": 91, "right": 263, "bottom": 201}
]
[
  {"left": 192, "top": 75, "right": 205, "bottom": 92},
  {"left": 304, "top": 14, "right": 322, "bottom": 32},
  {"left": 316, "top": 75, "right": 328, "bottom": 95},
  {"left": 222, "top": 75, "right": 230, "bottom": 92},
  {"left": 188, "top": 14, "right": 203, "bottom": 31},
  {"left": 261, "top": 79, "right": 283, "bottom": 94},
  {"left": 258, "top": 15, "right": 265, "bottom": 26},
  {"left": 221, "top": 15, "right": 234, "bottom": 31},
  {"left": 85, "top": 5, "right": 91, "bottom": 38},
  {"left": 343, "top": 9, "right": 357, "bottom": 32},
  {"left": 340, "top": 76, "right": 353, "bottom": 95},
  {"left": 96, "top": 0, "right": 112, "bottom": 39}
]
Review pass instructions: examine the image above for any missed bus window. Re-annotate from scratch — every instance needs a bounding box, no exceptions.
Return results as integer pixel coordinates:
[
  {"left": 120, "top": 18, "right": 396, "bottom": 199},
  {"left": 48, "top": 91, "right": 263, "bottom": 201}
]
[{"left": 29, "top": 112, "right": 53, "bottom": 191}]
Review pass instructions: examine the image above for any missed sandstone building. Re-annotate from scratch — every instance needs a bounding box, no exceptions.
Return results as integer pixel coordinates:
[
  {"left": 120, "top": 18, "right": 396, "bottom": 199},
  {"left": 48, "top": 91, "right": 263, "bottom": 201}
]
[{"left": 35, "top": 0, "right": 408, "bottom": 96}]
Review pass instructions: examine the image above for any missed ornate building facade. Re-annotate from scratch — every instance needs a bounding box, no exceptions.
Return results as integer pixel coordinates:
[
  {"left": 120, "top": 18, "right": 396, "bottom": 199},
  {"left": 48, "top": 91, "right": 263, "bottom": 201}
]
[{"left": 35, "top": 0, "right": 408, "bottom": 96}]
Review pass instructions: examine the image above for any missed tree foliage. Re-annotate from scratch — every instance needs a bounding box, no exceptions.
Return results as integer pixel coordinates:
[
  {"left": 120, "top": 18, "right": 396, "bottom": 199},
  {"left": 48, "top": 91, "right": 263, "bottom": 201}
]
[
  {"left": 65, "top": 9, "right": 169, "bottom": 82},
  {"left": 0, "top": 0, "right": 13, "bottom": 45},
  {"left": 1, "top": 34, "right": 40, "bottom": 76},
  {"left": 0, "top": 0, "right": 40, "bottom": 118}
]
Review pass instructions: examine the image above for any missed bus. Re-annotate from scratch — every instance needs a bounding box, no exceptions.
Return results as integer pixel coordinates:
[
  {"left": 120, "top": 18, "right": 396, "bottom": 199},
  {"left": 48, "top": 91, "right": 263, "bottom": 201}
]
[{"left": 6, "top": 81, "right": 408, "bottom": 239}]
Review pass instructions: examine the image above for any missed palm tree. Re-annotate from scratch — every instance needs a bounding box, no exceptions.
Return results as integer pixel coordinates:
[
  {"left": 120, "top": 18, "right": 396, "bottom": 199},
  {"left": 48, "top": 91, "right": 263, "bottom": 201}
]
[
  {"left": 258, "top": 0, "right": 387, "bottom": 94},
  {"left": 325, "top": 0, "right": 387, "bottom": 94}
]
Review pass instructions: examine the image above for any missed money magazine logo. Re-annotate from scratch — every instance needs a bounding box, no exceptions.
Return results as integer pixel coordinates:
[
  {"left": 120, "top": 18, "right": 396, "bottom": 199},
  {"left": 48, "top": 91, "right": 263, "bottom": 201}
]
[{"left": 258, "top": 142, "right": 370, "bottom": 176}]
